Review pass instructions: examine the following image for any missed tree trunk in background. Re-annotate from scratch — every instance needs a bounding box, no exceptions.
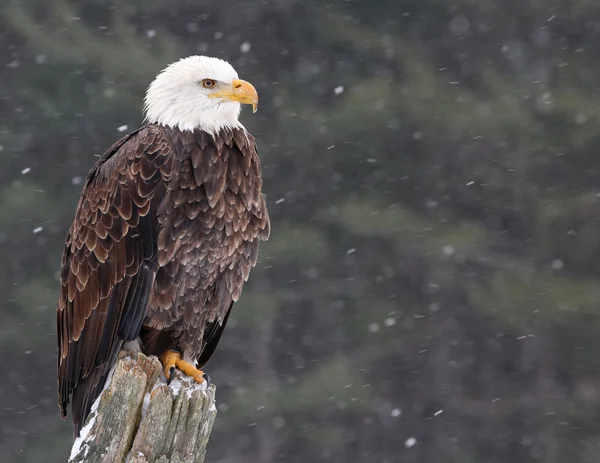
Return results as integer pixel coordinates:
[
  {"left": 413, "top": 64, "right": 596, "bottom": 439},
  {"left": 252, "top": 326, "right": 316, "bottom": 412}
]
[{"left": 69, "top": 351, "right": 217, "bottom": 463}]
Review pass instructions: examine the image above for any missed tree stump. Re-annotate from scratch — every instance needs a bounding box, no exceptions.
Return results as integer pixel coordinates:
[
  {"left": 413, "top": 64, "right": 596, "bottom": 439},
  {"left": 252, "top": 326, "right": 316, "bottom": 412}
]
[{"left": 69, "top": 351, "right": 217, "bottom": 463}]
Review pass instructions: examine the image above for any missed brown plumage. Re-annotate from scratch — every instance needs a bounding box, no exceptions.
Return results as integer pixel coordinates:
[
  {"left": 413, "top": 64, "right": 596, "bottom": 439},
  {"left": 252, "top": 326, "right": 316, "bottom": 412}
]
[{"left": 57, "top": 123, "right": 270, "bottom": 435}]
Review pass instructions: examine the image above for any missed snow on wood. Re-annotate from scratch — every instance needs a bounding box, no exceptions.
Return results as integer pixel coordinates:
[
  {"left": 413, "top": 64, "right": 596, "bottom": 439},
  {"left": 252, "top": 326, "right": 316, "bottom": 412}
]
[{"left": 69, "top": 351, "right": 217, "bottom": 463}]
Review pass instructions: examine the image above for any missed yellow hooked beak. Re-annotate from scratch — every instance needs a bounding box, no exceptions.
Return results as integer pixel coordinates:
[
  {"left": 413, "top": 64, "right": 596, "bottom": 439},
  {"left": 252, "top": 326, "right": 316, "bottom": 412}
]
[{"left": 209, "top": 79, "right": 259, "bottom": 113}]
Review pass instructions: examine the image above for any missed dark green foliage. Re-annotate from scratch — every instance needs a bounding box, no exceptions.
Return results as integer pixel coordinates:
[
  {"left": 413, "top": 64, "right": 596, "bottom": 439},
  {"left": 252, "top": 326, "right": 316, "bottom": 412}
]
[{"left": 1, "top": 0, "right": 600, "bottom": 461}]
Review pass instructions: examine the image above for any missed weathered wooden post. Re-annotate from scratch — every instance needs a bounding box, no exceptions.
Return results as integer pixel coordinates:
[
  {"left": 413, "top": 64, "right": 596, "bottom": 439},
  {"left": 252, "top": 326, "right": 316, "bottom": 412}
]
[{"left": 69, "top": 351, "right": 217, "bottom": 463}]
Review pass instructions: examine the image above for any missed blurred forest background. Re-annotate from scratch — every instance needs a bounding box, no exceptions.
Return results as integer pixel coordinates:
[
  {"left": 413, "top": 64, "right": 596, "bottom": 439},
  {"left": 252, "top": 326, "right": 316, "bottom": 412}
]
[{"left": 2, "top": 0, "right": 600, "bottom": 462}]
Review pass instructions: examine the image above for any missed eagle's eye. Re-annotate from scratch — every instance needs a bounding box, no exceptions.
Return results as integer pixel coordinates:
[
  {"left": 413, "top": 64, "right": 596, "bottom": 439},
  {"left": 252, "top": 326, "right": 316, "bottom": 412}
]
[{"left": 201, "top": 79, "right": 216, "bottom": 89}]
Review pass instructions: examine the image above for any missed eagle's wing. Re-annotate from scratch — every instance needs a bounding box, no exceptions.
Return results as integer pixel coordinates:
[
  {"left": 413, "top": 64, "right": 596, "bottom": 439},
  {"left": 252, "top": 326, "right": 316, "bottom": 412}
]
[{"left": 57, "top": 125, "right": 171, "bottom": 434}]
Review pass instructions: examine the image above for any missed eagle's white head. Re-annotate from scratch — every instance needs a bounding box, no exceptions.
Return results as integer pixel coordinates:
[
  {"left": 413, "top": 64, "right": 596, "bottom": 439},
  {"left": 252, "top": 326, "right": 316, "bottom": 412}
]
[{"left": 143, "top": 56, "right": 258, "bottom": 133}]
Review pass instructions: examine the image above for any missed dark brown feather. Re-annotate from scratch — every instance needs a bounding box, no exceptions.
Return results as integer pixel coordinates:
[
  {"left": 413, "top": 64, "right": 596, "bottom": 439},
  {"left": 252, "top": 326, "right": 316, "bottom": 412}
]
[
  {"left": 57, "top": 124, "right": 270, "bottom": 437},
  {"left": 57, "top": 125, "right": 168, "bottom": 433}
]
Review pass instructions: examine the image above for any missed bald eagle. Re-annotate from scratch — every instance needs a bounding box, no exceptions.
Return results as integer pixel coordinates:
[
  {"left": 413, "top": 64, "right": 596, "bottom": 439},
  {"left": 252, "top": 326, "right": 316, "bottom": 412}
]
[{"left": 57, "top": 56, "right": 270, "bottom": 436}]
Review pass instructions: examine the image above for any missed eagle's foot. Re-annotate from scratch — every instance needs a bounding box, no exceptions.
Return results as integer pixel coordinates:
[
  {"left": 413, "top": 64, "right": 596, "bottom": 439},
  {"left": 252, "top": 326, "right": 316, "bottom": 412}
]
[{"left": 161, "top": 349, "right": 208, "bottom": 385}]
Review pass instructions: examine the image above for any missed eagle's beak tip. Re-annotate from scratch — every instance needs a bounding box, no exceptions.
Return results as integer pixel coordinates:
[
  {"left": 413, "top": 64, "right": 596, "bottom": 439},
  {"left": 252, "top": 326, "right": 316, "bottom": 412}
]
[{"left": 232, "top": 79, "right": 259, "bottom": 113}]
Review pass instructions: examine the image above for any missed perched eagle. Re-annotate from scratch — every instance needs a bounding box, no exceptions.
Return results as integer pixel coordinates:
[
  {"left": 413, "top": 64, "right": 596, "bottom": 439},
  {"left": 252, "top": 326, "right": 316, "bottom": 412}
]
[{"left": 56, "top": 56, "right": 270, "bottom": 436}]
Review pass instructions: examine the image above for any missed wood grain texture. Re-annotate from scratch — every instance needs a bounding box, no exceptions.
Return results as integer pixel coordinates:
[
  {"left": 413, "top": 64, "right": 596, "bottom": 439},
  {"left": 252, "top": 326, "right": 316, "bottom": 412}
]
[{"left": 69, "top": 351, "right": 217, "bottom": 463}]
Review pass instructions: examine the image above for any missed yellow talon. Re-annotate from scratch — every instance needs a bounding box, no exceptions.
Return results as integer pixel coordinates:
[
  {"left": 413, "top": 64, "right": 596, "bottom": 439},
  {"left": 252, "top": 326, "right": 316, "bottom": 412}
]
[{"left": 161, "top": 349, "right": 206, "bottom": 384}]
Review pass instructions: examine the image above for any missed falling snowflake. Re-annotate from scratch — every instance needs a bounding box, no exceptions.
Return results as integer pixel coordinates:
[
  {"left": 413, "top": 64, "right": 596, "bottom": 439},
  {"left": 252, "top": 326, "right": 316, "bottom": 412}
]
[
  {"left": 443, "top": 245, "right": 455, "bottom": 255},
  {"left": 273, "top": 416, "right": 286, "bottom": 428},
  {"left": 384, "top": 317, "right": 396, "bottom": 327}
]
